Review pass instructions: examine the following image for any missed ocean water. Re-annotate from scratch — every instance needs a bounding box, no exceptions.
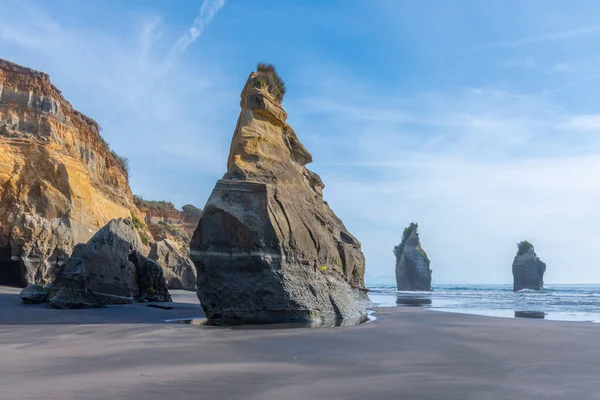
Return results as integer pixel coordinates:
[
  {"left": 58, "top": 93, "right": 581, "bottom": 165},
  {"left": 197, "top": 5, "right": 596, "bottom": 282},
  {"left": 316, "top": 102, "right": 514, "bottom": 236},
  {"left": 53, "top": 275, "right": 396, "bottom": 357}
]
[{"left": 368, "top": 284, "right": 600, "bottom": 323}]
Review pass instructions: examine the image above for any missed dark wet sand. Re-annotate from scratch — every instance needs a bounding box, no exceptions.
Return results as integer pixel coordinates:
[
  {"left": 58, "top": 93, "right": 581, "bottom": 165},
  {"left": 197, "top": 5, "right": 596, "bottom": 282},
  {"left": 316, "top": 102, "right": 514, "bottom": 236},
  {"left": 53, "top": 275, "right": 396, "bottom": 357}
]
[{"left": 1, "top": 286, "right": 599, "bottom": 400}]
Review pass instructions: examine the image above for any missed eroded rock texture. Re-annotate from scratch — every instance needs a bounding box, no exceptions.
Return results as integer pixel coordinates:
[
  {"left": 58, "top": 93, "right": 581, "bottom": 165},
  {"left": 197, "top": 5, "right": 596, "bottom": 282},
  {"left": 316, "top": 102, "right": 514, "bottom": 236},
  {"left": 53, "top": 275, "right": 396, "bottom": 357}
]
[
  {"left": 191, "top": 65, "right": 369, "bottom": 326},
  {"left": 512, "top": 242, "right": 546, "bottom": 291},
  {"left": 48, "top": 218, "right": 171, "bottom": 308},
  {"left": 0, "top": 59, "right": 145, "bottom": 287},
  {"left": 149, "top": 239, "right": 196, "bottom": 291},
  {"left": 395, "top": 223, "right": 432, "bottom": 291}
]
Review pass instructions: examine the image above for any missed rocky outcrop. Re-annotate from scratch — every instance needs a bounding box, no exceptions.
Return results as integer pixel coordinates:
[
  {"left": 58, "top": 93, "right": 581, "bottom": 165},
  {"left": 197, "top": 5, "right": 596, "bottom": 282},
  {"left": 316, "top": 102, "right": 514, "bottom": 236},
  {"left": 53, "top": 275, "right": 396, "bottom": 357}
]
[
  {"left": 0, "top": 58, "right": 146, "bottom": 287},
  {"left": 395, "top": 223, "right": 431, "bottom": 291},
  {"left": 19, "top": 283, "right": 49, "bottom": 304},
  {"left": 47, "top": 218, "right": 170, "bottom": 308},
  {"left": 512, "top": 241, "right": 546, "bottom": 291},
  {"left": 190, "top": 64, "right": 369, "bottom": 326},
  {"left": 135, "top": 196, "right": 201, "bottom": 241},
  {"left": 149, "top": 239, "right": 196, "bottom": 291}
]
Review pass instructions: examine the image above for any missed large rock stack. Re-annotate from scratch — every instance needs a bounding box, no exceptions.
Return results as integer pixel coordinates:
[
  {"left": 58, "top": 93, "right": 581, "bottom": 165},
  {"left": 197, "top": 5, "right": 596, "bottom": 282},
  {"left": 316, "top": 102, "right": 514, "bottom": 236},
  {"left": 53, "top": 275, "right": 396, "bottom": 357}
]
[
  {"left": 512, "top": 241, "right": 546, "bottom": 291},
  {"left": 394, "top": 223, "right": 432, "bottom": 291},
  {"left": 191, "top": 64, "right": 369, "bottom": 326}
]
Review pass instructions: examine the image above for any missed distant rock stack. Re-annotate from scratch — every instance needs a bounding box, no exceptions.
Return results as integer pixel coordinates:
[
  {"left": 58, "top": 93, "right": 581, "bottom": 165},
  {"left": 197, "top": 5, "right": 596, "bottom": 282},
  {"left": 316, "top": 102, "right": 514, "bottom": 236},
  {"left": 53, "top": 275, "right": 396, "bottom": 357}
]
[
  {"left": 190, "top": 64, "right": 369, "bottom": 326},
  {"left": 395, "top": 223, "right": 432, "bottom": 291},
  {"left": 512, "top": 241, "right": 546, "bottom": 291}
]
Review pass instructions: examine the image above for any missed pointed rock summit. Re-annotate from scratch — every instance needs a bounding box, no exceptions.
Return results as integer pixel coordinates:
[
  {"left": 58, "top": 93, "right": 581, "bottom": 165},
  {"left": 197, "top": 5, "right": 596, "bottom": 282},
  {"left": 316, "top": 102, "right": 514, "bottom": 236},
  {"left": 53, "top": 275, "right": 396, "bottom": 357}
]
[
  {"left": 512, "top": 241, "right": 546, "bottom": 291},
  {"left": 190, "top": 64, "right": 369, "bottom": 326},
  {"left": 394, "top": 223, "right": 431, "bottom": 291}
]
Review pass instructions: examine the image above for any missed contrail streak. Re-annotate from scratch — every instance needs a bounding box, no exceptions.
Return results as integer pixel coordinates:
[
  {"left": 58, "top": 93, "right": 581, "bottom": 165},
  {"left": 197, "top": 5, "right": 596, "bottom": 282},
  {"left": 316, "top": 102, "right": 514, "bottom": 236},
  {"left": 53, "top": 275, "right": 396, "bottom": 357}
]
[
  {"left": 107, "top": 0, "right": 226, "bottom": 122},
  {"left": 164, "top": 0, "right": 226, "bottom": 68}
]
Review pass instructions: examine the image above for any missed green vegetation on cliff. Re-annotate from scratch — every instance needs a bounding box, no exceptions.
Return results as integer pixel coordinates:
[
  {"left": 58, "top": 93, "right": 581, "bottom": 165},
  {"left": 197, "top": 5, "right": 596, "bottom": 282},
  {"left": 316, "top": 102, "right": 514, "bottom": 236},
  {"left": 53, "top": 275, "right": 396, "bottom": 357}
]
[
  {"left": 257, "top": 63, "right": 287, "bottom": 102},
  {"left": 182, "top": 204, "right": 202, "bottom": 218},
  {"left": 98, "top": 136, "right": 130, "bottom": 180},
  {"left": 130, "top": 212, "right": 149, "bottom": 245},
  {"left": 393, "top": 223, "right": 418, "bottom": 259},
  {"left": 393, "top": 222, "right": 429, "bottom": 262},
  {"left": 517, "top": 240, "right": 534, "bottom": 255},
  {"left": 133, "top": 195, "right": 176, "bottom": 211}
]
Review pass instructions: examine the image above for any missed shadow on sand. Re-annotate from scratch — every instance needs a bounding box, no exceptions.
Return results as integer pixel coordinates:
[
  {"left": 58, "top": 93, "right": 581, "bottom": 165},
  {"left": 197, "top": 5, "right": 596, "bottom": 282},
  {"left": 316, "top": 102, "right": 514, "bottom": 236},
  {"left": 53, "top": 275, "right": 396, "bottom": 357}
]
[{"left": 0, "top": 290, "right": 206, "bottom": 325}]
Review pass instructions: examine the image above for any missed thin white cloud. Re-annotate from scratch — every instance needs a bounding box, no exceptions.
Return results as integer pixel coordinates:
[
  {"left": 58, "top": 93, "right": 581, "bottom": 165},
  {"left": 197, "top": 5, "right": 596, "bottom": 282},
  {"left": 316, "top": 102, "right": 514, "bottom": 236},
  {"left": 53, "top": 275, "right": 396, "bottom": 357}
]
[
  {"left": 549, "top": 63, "right": 573, "bottom": 73},
  {"left": 503, "top": 56, "right": 535, "bottom": 69},
  {"left": 164, "top": 0, "right": 226, "bottom": 68},
  {"left": 478, "top": 25, "right": 600, "bottom": 48},
  {"left": 0, "top": 0, "right": 234, "bottom": 207},
  {"left": 289, "top": 69, "right": 600, "bottom": 284},
  {"left": 561, "top": 115, "right": 600, "bottom": 132},
  {"left": 108, "top": 0, "right": 227, "bottom": 121}
]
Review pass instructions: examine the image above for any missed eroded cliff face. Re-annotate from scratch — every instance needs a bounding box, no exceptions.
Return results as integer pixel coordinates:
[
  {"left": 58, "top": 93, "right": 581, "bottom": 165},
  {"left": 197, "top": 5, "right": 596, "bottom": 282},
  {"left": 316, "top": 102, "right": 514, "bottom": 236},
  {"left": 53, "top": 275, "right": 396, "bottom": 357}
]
[
  {"left": 191, "top": 65, "right": 368, "bottom": 326},
  {"left": 395, "top": 223, "right": 432, "bottom": 291},
  {"left": 0, "top": 59, "right": 142, "bottom": 286},
  {"left": 134, "top": 197, "right": 201, "bottom": 253}
]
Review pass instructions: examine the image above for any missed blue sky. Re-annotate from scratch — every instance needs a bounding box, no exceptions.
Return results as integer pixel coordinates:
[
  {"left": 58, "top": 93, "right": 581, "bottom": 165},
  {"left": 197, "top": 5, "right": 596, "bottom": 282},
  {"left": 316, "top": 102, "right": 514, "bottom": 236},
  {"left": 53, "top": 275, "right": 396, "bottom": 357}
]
[{"left": 2, "top": 0, "right": 600, "bottom": 284}]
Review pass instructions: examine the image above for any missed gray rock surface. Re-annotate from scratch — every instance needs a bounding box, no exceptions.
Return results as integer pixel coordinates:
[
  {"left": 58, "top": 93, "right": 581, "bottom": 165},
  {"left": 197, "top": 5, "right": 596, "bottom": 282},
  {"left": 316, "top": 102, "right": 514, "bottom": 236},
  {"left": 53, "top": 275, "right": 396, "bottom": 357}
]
[
  {"left": 19, "top": 284, "right": 49, "bottom": 304},
  {"left": 149, "top": 239, "right": 196, "bottom": 291},
  {"left": 512, "top": 245, "right": 546, "bottom": 291},
  {"left": 395, "top": 223, "right": 432, "bottom": 291},
  {"left": 47, "top": 218, "right": 171, "bottom": 308},
  {"left": 190, "top": 66, "right": 369, "bottom": 326},
  {"left": 129, "top": 251, "right": 171, "bottom": 302}
]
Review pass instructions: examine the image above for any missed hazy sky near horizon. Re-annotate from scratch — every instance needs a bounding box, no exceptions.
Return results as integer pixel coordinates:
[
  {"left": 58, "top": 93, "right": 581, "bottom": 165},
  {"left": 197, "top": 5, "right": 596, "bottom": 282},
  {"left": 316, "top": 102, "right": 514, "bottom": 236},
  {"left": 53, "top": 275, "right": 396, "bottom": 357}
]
[{"left": 1, "top": 0, "right": 599, "bottom": 284}]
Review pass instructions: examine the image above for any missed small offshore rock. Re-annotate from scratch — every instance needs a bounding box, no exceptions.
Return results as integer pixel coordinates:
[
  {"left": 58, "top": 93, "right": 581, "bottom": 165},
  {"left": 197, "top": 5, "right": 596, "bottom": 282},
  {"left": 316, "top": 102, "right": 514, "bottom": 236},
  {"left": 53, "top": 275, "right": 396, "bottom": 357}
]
[
  {"left": 512, "top": 241, "right": 546, "bottom": 291},
  {"left": 394, "top": 223, "right": 432, "bottom": 291}
]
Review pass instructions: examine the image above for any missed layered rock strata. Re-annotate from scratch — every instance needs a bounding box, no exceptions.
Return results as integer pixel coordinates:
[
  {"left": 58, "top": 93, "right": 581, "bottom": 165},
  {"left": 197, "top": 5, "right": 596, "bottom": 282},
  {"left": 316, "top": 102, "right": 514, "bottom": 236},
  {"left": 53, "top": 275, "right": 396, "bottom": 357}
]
[
  {"left": 395, "top": 223, "right": 432, "bottom": 291},
  {"left": 191, "top": 65, "right": 369, "bottom": 326},
  {"left": 0, "top": 58, "right": 144, "bottom": 287},
  {"left": 512, "top": 241, "right": 546, "bottom": 291}
]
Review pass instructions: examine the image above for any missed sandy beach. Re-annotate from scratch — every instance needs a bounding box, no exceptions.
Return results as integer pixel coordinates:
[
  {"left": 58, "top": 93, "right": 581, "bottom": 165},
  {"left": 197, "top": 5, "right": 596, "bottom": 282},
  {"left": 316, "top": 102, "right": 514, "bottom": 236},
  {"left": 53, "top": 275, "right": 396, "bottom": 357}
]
[{"left": 1, "top": 286, "right": 599, "bottom": 399}]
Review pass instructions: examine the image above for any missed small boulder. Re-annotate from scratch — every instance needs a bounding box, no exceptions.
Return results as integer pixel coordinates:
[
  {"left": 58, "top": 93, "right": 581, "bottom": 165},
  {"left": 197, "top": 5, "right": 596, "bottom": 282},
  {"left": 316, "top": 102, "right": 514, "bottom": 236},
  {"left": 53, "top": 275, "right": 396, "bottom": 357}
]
[{"left": 19, "top": 284, "right": 49, "bottom": 304}]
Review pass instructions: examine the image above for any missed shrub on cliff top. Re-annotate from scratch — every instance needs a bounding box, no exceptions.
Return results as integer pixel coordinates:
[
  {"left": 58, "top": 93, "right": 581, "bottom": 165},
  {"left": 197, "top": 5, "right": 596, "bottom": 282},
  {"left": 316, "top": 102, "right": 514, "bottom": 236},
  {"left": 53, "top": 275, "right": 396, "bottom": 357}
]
[
  {"left": 182, "top": 204, "right": 202, "bottom": 218},
  {"left": 517, "top": 240, "right": 534, "bottom": 255},
  {"left": 98, "top": 136, "right": 130, "bottom": 180},
  {"left": 111, "top": 151, "right": 130, "bottom": 180},
  {"left": 133, "top": 195, "right": 175, "bottom": 211},
  {"left": 256, "top": 63, "right": 286, "bottom": 102}
]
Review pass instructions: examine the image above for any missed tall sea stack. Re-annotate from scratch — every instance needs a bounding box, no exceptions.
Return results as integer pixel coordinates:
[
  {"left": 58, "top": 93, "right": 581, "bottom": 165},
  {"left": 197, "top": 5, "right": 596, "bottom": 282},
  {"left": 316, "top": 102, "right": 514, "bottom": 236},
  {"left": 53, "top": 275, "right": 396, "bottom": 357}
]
[
  {"left": 394, "top": 223, "right": 431, "bottom": 291},
  {"left": 190, "top": 64, "right": 369, "bottom": 326},
  {"left": 512, "top": 241, "right": 546, "bottom": 291}
]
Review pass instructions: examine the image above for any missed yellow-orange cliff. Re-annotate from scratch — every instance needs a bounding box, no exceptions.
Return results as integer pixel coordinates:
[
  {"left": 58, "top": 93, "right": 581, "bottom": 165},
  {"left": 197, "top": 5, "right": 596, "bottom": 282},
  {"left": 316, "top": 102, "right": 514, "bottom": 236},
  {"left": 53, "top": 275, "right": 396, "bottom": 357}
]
[{"left": 0, "top": 59, "right": 142, "bottom": 286}]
